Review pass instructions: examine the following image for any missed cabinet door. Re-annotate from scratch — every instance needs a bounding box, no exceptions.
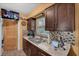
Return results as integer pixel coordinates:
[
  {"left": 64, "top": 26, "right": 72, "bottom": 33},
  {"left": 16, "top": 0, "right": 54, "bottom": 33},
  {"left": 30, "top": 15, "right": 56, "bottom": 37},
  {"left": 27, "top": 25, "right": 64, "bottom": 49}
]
[
  {"left": 27, "top": 18, "right": 36, "bottom": 31},
  {"left": 23, "top": 38, "right": 30, "bottom": 55},
  {"left": 38, "top": 49, "right": 51, "bottom": 56},
  {"left": 67, "top": 4, "right": 75, "bottom": 31},
  {"left": 56, "top": 4, "right": 75, "bottom": 31},
  {"left": 45, "top": 5, "right": 55, "bottom": 31},
  {"left": 31, "top": 19, "right": 36, "bottom": 31},
  {"left": 31, "top": 46, "right": 38, "bottom": 56},
  {"left": 23, "top": 39, "right": 27, "bottom": 55},
  {"left": 28, "top": 41, "right": 38, "bottom": 56},
  {"left": 27, "top": 19, "right": 31, "bottom": 31},
  {"left": 23, "top": 39, "right": 25, "bottom": 52},
  {"left": 38, "top": 52, "right": 46, "bottom": 56}
]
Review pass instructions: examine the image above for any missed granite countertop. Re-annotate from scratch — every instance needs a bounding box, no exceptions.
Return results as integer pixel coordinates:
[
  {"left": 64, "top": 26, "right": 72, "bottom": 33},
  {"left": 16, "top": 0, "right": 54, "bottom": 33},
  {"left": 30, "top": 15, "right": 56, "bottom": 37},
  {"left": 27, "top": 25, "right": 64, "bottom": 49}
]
[{"left": 23, "top": 36, "right": 70, "bottom": 56}]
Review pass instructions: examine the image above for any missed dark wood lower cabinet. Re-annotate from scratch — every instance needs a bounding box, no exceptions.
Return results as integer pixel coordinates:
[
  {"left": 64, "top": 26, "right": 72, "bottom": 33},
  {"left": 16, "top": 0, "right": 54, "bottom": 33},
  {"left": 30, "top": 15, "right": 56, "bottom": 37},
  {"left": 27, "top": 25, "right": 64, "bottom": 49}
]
[
  {"left": 37, "top": 49, "right": 50, "bottom": 56},
  {"left": 38, "top": 52, "right": 47, "bottom": 56},
  {"left": 23, "top": 38, "right": 51, "bottom": 56}
]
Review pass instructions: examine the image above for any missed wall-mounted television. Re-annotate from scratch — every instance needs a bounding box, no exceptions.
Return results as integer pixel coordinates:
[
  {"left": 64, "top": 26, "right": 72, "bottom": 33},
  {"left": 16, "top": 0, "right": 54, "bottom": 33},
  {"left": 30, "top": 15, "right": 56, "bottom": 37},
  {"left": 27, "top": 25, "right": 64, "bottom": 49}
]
[{"left": 1, "top": 8, "right": 19, "bottom": 20}]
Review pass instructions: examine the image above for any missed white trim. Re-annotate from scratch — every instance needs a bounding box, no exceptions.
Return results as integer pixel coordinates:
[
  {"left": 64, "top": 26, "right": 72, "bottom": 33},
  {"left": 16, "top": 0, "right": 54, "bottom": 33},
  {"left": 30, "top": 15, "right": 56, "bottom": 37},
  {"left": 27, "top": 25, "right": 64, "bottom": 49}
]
[
  {"left": 18, "top": 20, "right": 21, "bottom": 50},
  {"left": 0, "top": 17, "right": 3, "bottom": 56}
]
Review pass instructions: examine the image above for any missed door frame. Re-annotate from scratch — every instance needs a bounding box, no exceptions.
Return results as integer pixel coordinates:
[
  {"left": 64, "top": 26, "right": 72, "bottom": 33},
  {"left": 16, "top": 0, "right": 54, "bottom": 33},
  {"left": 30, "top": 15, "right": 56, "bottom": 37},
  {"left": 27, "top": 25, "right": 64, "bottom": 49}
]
[{"left": 18, "top": 20, "right": 21, "bottom": 50}]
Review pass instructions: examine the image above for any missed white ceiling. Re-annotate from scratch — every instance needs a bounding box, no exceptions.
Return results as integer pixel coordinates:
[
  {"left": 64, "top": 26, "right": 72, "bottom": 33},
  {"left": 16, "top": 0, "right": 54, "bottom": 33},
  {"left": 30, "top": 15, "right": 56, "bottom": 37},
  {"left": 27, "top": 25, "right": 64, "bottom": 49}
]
[{"left": 0, "top": 3, "right": 40, "bottom": 15}]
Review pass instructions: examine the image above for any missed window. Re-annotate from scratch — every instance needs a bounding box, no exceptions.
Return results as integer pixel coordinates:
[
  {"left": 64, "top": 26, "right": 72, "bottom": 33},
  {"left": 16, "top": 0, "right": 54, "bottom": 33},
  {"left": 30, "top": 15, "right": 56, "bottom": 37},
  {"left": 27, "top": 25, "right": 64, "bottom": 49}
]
[{"left": 36, "top": 16, "right": 49, "bottom": 36}]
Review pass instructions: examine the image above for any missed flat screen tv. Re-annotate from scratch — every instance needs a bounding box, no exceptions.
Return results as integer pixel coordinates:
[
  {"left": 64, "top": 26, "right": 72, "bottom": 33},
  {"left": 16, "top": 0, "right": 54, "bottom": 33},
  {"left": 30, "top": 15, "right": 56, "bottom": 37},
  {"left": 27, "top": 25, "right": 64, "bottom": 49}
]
[{"left": 1, "top": 8, "right": 19, "bottom": 20}]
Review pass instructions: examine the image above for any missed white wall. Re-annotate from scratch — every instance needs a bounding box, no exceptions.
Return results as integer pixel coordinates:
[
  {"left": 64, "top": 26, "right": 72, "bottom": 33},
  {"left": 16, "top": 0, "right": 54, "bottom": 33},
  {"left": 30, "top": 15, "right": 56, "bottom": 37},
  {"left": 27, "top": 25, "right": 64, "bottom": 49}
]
[{"left": 0, "top": 17, "right": 3, "bottom": 55}]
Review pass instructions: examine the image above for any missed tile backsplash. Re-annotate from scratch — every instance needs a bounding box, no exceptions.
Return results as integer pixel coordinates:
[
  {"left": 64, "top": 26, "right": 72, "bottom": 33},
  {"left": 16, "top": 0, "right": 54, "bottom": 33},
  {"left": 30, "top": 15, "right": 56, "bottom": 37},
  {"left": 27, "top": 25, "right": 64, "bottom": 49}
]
[{"left": 49, "top": 31, "right": 75, "bottom": 45}]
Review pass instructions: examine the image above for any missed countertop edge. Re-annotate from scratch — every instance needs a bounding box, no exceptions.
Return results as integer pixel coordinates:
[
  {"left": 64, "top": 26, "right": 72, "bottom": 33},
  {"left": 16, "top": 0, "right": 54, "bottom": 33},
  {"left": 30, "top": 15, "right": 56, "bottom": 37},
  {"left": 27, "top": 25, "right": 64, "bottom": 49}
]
[{"left": 23, "top": 36, "right": 70, "bottom": 56}]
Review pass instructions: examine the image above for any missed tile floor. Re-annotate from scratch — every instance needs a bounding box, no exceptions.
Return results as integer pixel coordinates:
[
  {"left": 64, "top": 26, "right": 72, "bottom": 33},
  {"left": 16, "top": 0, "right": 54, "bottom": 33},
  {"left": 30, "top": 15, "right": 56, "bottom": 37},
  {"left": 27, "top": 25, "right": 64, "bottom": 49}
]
[{"left": 2, "top": 50, "right": 26, "bottom": 56}]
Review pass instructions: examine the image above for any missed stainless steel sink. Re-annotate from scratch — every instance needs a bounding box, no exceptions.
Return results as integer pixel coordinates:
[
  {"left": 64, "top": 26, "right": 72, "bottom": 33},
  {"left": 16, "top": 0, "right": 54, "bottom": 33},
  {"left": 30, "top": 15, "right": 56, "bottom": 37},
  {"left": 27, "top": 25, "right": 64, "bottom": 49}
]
[
  {"left": 28, "top": 37, "right": 47, "bottom": 45},
  {"left": 29, "top": 38, "right": 42, "bottom": 44},
  {"left": 28, "top": 36, "right": 47, "bottom": 45}
]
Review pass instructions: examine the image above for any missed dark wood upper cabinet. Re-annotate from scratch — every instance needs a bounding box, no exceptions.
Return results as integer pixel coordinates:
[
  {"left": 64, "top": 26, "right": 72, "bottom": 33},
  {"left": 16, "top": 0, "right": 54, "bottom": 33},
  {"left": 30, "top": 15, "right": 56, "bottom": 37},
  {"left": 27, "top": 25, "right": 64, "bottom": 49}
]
[
  {"left": 56, "top": 4, "right": 75, "bottom": 31},
  {"left": 45, "top": 3, "right": 75, "bottom": 31},
  {"left": 45, "top": 5, "right": 55, "bottom": 31},
  {"left": 27, "top": 18, "right": 36, "bottom": 31},
  {"left": 27, "top": 19, "right": 31, "bottom": 31}
]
